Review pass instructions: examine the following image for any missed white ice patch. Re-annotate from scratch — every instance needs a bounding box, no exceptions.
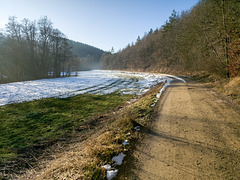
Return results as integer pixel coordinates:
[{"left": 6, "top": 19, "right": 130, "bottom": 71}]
[
  {"left": 134, "top": 126, "right": 141, "bottom": 131},
  {"left": 102, "top": 164, "right": 112, "bottom": 171},
  {"left": 160, "top": 73, "right": 186, "bottom": 83},
  {"left": 122, "top": 140, "right": 129, "bottom": 146},
  {"left": 107, "top": 169, "right": 118, "bottom": 180},
  {"left": 156, "top": 78, "right": 171, "bottom": 98},
  {"left": 112, "top": 152, "right": 126, "bottom": 165},
  {"left": 151, "top": 103, "right": 156, "bottom": 107}
]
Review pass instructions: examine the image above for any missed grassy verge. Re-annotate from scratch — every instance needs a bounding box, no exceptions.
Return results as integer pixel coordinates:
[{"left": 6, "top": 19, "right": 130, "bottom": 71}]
[
  {"left": 0, "top": 93, "right": 133, "bottom": 165},
  {"left": 80, "top": 84, "right": 162, "bottom": 179},
  {"left": 31, "top": 84, "right": 163, "bottom": 179},
  {"left": 192, "top": 72, "right": 240, "bottom": 104}
]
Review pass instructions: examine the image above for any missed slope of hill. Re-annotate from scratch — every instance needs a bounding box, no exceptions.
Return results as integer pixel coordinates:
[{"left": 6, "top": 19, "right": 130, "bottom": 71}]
[
  {"left": 68, "top": 40, "right": 103, "bottom": 58},
  {"left": 68, "top": 40, "right": 104, "bottom": 70}
]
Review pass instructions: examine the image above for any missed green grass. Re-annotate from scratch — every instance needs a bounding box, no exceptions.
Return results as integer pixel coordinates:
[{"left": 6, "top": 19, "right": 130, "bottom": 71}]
[{"left": 0, "top": 93, "right": 133, "bottom": 163}]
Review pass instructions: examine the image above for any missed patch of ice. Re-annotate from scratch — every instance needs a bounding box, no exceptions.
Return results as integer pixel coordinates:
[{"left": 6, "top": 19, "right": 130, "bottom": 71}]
[
  {"left": 112, "top": 152, "right": 126, "bottom": 165},
  {"left": 122, "top": 140, "right": 129, "bottom": 146},
  {"left": 156, "top": 78, "right": 171, "bottom": 98},
  {"left": 102, "top": 164, "right": 112, "bottom": 171},
  {"left": 107, "top": 169, "right": 118, "bottom": 180},
  {"left": 127, "top": 99, "right": 137, "bottom": 103},
  {"left": 151, "top": 103, "right": 155, "bottom": 107},
  {"left": 160, "top": 73, "right": 186, "bottom": 83},
  {"left": 134, "top": 126, "right": 141, "bottom": 131}
]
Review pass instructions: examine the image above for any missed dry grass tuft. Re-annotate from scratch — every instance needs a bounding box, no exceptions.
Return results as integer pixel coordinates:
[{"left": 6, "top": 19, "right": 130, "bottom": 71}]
[
  {"left": 224, "top": 77, "right": 240, "bottom": 103},
  {"left": 192, "top": 72, "right": 240, "bottom": 104}
]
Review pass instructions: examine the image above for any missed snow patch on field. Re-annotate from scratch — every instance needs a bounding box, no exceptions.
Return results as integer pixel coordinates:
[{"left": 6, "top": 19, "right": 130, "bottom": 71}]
[
  {"left": 156, "top": 78, "right": 172, "bottom": 98},
  {"left": 0, "top": 70, "right": 183, "bottom": 106},
  {"left": 160, "top": 73, "right": 186, "bottom": 83}
]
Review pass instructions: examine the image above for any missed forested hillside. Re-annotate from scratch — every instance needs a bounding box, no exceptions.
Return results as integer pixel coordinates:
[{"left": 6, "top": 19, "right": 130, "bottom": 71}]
[
  {"left": 69, "top": 40, "right": 104, "bottom": 70},
  {"left": 101, "top": 0, "right": 240, "bottom": 79},
  {"left": 0, "top": 17, "right": 104, "bottom": 83}
]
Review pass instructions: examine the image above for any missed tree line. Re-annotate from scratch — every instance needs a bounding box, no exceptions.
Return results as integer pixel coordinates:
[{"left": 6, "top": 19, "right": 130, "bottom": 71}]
[
  {"left": 101, "top": 0, "right": 240, "bottom": 78},
  {"left": 0, "top": 16, "right": 76, "bottom": 83}
]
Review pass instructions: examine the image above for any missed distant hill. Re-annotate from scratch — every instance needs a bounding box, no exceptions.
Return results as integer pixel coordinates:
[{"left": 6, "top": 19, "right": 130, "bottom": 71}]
[{"left": 68, "top": 40, "right": 104, "bottom": 70}]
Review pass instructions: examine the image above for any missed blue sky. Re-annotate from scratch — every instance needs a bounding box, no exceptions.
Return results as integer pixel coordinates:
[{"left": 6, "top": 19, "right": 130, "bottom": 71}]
[{"left": 0, "top": 0, "right": 199, "bottom": 51}]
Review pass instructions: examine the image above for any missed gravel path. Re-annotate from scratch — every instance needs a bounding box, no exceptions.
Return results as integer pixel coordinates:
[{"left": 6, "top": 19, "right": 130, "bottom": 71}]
[{"left": 119, "top": 79, "right": 240, "bottom": 179}]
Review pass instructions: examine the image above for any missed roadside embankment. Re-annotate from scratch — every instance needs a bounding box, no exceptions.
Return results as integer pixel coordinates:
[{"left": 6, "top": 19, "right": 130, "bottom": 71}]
[
  {"left": 18, "top": 83, "right": 164, "bottom": 179},
  {"left": 192, "top": 72, "right": 240, "bottom": 104}
]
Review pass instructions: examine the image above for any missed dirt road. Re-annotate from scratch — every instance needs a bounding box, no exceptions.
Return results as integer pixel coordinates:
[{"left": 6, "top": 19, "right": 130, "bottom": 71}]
[{"left": 119, "top": 79, "right": 240, "bottom": 179}]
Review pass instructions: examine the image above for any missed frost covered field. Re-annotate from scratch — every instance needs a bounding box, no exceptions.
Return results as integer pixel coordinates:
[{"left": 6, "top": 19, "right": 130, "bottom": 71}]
[{"left": 0, "top": 70, "right": 170, "bottom": 106}]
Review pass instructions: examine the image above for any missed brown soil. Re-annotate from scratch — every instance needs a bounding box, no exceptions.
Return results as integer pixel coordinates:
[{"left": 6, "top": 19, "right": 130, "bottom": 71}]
[{"left": 118, "top": 79, "right": 240, "bottom": 179}]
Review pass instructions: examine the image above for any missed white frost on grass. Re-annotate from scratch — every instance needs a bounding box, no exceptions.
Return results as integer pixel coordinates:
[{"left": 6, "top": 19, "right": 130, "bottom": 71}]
[{"left": 112, "top": 152, "right": 126, "bottom": 166}]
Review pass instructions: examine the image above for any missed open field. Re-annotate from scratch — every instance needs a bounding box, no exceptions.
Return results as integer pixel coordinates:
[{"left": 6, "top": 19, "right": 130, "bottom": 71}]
[
  {"left": 0, "top": 70, "right": 168, "bottom": 106},
  {"left": 19, "top": 82, "right": 164, "bottom": 180},
  {"left": 0, "top": 70, "right": 172, "bottom": 179},
  {"left": 0, "top": 92, "right": 134, "bottom": 176}
]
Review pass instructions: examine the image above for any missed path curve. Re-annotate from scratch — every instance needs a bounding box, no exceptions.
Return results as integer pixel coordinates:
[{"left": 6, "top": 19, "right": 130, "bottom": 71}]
[{"left": 119, "top": 78, "right": 240, "bottom": 179}]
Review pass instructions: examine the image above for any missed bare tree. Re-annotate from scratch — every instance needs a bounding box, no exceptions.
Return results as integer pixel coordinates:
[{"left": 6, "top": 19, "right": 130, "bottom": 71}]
[
  {"left": 37, "top": 16, "right": 53, "bottom": 78},
  {"left": 21, "top": 18, "right": 38, "bottom": 79},
  {"left": 5, "top": 17, "right": 24, "bottom": 81}
]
